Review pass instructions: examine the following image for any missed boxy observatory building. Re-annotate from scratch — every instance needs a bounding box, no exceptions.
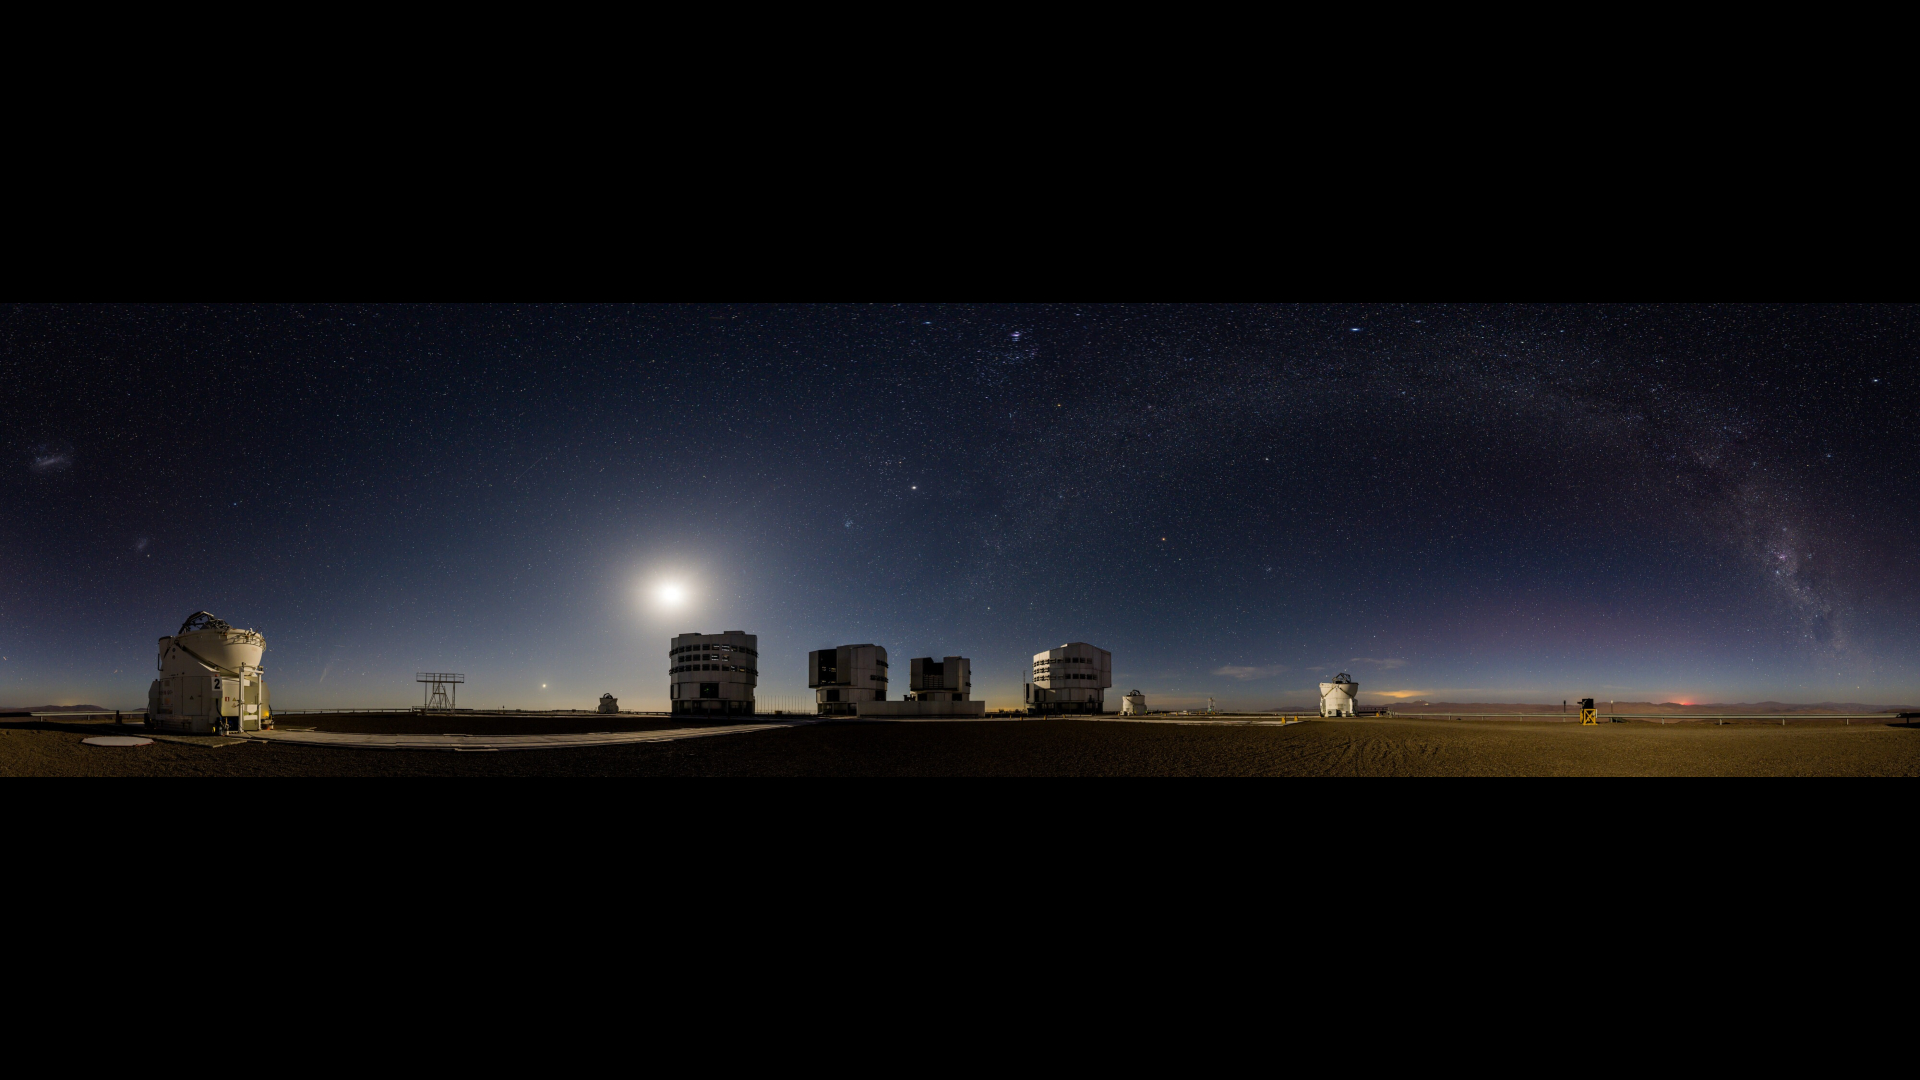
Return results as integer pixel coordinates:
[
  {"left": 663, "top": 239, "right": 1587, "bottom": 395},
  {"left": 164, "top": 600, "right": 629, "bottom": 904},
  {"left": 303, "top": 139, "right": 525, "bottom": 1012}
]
[
  {"left": 148, "top": 611, "right": 271, "bottom": 733},
  {"left": 810, "top": 644, "right": 888, "bottom": 716},
  {"left": 669, "top": 631, "right": 758, "bottom": 716},
  {"left": 854, "top": 655, "right": 985, "bottom": 718},
  {"left": 1319, "top": 673, "right": 1358, "bottom": 716},
  {"left": 908, "top": 656, "right": 971, "bottom": 704},
  {"left": 1027, "top": 642, "right": 1112, "bottom": 715}
]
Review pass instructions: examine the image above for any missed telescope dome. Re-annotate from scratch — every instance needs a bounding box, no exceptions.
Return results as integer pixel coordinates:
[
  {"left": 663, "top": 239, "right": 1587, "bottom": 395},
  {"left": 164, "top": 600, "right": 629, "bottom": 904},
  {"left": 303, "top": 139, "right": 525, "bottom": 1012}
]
[{"left": 158, "top": 611, "right": 264, "bottom": 676}]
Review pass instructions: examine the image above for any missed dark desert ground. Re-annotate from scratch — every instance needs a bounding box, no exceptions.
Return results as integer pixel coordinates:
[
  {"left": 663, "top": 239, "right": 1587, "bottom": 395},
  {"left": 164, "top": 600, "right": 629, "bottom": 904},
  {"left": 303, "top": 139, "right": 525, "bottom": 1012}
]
[{"left": 5, "top": 713, "right": 1918, "bottom": 777}]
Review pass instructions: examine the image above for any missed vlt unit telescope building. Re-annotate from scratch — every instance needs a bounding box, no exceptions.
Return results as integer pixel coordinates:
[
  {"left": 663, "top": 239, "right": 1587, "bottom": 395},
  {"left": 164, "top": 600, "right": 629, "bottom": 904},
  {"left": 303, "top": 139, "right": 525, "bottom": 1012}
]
[
  {"left": 1027, "top": 642, "right": 1112, "bottom": 715},
  {"left": 810, "top": 644, "right": 888, "bottom": 716},
  {"left": 668, "top": 631, "right": 757, "bottom": 716},
  {"left": 909, "top": 656, "right": 971, "bottom": 703}
]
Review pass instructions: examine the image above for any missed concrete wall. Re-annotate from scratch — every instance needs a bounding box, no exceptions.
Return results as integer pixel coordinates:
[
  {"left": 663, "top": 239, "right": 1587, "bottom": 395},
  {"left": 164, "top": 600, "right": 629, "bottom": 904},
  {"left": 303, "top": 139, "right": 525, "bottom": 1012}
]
[{"left": 856, "top": 699, "right": 987, "bottom": 719}]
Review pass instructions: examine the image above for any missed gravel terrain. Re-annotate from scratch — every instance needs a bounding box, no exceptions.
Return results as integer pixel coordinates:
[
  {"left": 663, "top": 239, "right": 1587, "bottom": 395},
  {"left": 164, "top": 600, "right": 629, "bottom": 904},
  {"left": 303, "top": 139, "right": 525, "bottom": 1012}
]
[
  {"left": 272, "top": 711, "right": 749, "bottom": 736},
  {"left": 6, "top": 714, "right": 1920, "bottom": 776}
]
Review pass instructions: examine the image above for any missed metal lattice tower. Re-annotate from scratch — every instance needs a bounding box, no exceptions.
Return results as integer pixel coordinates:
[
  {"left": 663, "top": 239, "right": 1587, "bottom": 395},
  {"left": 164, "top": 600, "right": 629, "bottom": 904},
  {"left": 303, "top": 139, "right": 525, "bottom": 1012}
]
[{"left": 417, "top": 672, "right": 465, "bottom": 712}]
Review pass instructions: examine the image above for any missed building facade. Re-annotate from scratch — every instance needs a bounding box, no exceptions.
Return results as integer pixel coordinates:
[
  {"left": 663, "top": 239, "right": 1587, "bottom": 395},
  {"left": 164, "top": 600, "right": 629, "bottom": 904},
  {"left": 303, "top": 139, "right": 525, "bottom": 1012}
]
[
  {"left": 810, "top": 644, "right": 888, "bottom": 715},
  {"left": 669, "top": 631, "right": 758, "bottom": 716},
  {"left": 909, "top": 656, "right": 972, "bottom": 702},
  {"left": 1319, "top": 673, "right": 1358, "bottom": 716},
  {"left": 1027, "top": 642, "right": 1112, "bottom": 714}
]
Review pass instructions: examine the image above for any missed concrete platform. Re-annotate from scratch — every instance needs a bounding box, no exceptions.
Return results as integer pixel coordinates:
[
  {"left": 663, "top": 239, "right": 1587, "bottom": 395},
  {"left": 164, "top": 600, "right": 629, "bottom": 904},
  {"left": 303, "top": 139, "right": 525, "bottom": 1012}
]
[
  {"left": 1090, "top": 716, "right": 1311, "bottom": 727},
  {"left": 831, "top": 715, "right": 1030, "bottom": 723},
  {"left": 234, "top": 721, "right": 810, "bottom": 752}
]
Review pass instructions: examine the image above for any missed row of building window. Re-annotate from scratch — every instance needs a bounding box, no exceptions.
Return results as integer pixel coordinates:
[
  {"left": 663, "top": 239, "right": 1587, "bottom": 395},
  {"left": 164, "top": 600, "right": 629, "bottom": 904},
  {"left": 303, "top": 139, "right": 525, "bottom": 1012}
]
[
  {"left": 671, "top": 645, "right": 758, "bottom": 657},
  {"left": 1040, "top": 672, "right": 1098, "bottom": 680},
  {"left": 672, "top": 663, "right": 755, "bottom": 674}
]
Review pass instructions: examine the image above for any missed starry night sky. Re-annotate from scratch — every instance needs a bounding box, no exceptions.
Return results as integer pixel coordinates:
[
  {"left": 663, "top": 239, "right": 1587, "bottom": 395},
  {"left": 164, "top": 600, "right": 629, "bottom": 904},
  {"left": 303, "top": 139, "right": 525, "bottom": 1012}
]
[{"left": 5, "top": 303, "right": 1918, "bottom": 711}]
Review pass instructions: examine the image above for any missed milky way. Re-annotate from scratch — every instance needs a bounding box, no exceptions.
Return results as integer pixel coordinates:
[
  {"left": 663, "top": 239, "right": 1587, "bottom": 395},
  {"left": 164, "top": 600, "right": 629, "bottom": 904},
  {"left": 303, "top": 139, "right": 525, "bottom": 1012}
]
[{"left": 2, "top": 304, "right": 1916, "bottom": 710}]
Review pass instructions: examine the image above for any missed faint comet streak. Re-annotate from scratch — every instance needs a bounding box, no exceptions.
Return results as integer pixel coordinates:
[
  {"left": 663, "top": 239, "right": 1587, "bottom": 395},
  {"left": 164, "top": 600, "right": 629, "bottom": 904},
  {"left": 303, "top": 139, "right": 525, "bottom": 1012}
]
[
  {"left": 508, "top": 453, "right": 552, "bottom": 485},
  {"left": 1213, "top": 664, "right": 1287, "bottom": 680}
]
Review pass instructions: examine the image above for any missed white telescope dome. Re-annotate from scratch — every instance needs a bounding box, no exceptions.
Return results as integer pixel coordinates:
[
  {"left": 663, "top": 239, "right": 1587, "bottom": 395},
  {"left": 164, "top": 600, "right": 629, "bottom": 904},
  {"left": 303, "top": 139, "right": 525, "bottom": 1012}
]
[
  {"left": 1319, "top": 673, "right": 1358, "bottom": 716},
  {"left": 149, "top": 611, "right": 272, "bottom": 736},
  {"left": 158, "top": 611, "right": 264, "bottom": 677}
]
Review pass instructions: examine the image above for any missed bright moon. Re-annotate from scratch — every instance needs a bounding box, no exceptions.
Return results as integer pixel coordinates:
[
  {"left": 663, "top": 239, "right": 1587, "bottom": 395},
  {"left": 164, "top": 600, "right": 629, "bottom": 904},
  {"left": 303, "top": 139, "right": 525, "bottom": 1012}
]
[{"left": 657, "top": 583, "right": 686, "bottom": 606}]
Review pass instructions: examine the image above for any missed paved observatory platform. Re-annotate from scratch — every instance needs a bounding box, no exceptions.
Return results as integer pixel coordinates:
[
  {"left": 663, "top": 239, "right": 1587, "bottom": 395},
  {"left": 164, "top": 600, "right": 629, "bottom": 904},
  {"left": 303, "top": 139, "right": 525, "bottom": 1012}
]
[{"left": 234, "top": 720, "right": 810, "bottom": 751}]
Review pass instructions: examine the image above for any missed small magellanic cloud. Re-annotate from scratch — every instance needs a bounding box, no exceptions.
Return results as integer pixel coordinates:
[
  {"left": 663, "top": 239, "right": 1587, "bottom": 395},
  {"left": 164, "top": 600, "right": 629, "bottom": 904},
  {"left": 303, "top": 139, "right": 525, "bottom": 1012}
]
[{"left": 1213, "top": 664, "right": 1287, "bottom": 680}]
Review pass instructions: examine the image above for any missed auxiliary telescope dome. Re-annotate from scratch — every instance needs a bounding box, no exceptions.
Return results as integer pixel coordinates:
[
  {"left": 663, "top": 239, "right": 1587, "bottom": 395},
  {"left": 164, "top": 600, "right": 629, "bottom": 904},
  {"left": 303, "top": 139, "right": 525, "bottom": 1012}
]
[
  {"left": 1319, "top": 672, "right": 1358, "bottom": 717},
  {"left": 164, "top": 611, "right": 266, "bottom": 677},
  {"left": 150, "top": 610, "right": 270, "bottom": 734}
]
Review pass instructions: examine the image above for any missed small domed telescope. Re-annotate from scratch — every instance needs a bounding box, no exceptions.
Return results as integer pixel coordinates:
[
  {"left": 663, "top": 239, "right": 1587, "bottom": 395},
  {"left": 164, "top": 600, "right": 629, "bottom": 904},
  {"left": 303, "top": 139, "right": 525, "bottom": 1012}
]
[{"left": 148, "top": 611, "right": 270, "bottom": 734}]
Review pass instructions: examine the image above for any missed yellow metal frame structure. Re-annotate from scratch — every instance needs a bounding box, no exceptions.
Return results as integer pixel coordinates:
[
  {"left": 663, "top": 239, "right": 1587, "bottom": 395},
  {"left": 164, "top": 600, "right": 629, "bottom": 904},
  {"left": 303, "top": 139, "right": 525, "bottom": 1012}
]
[{"left": 1581, "top": 708, "right": 1598, "bottom": 725}]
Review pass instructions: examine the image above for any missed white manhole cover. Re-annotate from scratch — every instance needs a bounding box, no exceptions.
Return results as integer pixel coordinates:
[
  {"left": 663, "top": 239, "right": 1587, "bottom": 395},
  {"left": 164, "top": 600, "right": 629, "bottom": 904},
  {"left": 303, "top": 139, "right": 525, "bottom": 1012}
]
[{"left": 83, "top": 736, "right": 153, "bottom": 747}]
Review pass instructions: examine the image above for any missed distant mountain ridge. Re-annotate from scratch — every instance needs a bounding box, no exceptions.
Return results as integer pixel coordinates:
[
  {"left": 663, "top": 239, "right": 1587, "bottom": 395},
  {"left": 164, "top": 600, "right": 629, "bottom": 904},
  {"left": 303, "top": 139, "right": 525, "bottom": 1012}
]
[{"left": 0, "top": 704, "right": 112, "bottom": 713}]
